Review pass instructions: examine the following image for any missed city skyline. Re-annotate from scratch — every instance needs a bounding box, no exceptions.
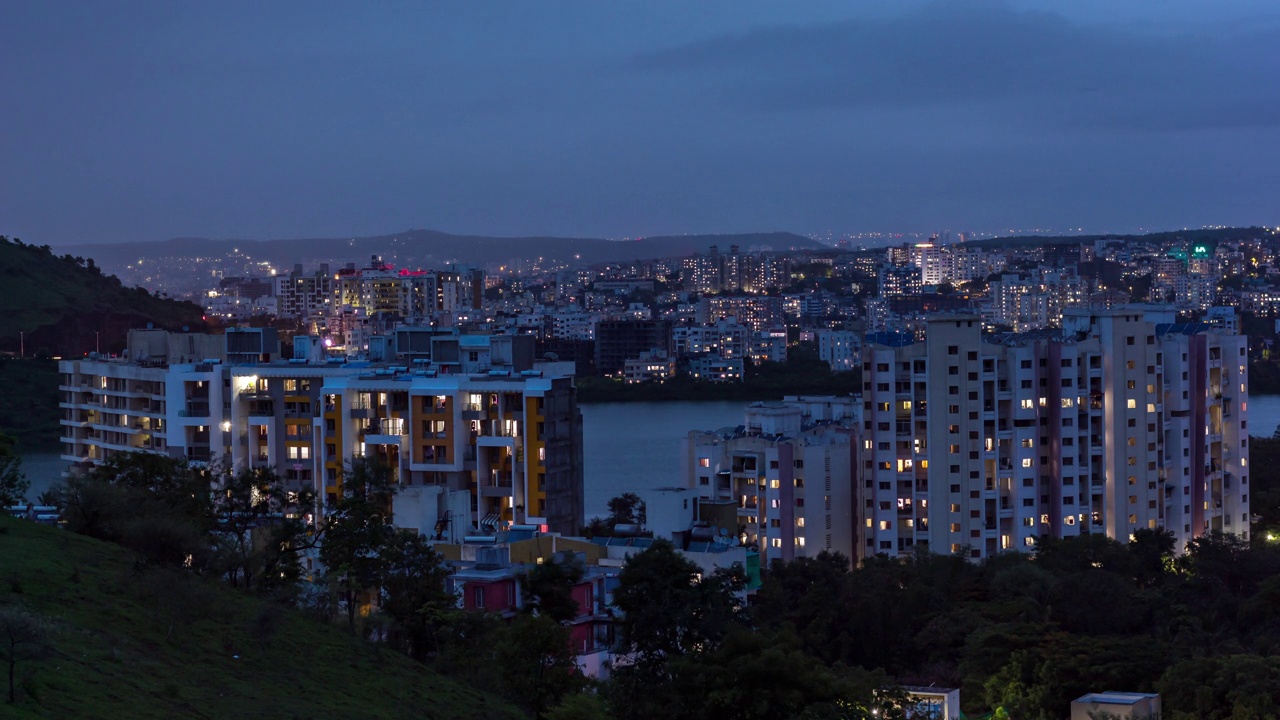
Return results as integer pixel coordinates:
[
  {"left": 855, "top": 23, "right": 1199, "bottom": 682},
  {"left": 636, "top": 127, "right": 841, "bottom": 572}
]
[{"left": 3, "top": 1, "right": 1279, "bottom": 245}]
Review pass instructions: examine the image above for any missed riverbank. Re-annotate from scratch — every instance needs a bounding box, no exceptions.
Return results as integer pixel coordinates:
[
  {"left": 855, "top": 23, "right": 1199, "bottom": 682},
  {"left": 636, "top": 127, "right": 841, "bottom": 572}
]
[{"left": 577, "top": 375, "right": 862, "bottom": 402}]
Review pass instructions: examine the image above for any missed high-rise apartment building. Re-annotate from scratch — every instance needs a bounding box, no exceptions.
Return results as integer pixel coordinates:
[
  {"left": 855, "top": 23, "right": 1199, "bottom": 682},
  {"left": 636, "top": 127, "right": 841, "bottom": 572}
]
[
  {"left": 858, "top": 309, "right": 1248, "bottom": 561},
  {"left": 61, "top": 329, "right": 584, "bottom": 538}
]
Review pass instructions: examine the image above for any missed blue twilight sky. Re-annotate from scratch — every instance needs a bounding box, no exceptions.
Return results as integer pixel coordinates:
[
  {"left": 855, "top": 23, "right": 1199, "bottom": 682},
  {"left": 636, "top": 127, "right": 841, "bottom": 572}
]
[{"left": 1, "top": 1, "right": 1278, "bottom": 245}]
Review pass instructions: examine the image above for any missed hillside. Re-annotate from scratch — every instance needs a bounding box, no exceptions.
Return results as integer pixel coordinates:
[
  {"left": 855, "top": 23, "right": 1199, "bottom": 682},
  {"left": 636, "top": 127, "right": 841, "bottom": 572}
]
[
  {"left": 0, "top": 237, "right": 207, "bottom": 357},
  {"left": 0, "top": 359, "right": 60, "bottom": 452},
  {"left": 961, "top": 226, "right": 1272, "bottom": 249},
  {"left": 58, "top": 229, "right": 825, "bottom": 274},
  {"left": 0, "top": 514, "right": 523, "bottom": 720}
]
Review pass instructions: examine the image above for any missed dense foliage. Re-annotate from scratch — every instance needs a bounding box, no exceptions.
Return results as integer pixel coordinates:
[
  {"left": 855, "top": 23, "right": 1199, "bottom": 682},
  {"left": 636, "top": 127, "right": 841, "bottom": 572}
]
[
  {"left": 29, "top": 447, "right": 1280, "bottom": 719},
  {"left": 748, "top": 530, "right": 1280, "bottom": 720}
]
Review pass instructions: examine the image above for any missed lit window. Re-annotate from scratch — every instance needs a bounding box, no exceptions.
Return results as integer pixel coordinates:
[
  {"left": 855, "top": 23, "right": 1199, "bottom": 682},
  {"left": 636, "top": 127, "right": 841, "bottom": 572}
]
[
  {"left": 1127, "top": 399, "right": 1137, "bottom": 409},
  {"left": 1022, "top": 458, "right": 1033, "bottom": 468}
]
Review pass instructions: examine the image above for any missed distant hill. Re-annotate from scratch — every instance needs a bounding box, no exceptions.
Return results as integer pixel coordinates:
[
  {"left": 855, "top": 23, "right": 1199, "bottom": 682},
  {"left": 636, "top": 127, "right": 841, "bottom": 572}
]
[
  {"left": 58, "top": 229, "right": 825, "bottom": 272},
  {"left": 0, "top": 236, "right": 207, "bottom": 357},
  {"left": 961, "top": 226, "right": 1272, "bottom": 249},
  {"left": 0, "top": 514, "right": 521, "bottom": 719}
]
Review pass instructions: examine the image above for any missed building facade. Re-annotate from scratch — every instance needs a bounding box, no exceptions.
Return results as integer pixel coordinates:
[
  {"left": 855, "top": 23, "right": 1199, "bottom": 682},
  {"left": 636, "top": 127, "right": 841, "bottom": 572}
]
[{"left": 858, "top": 309, "right": 1249, "bottom": 561}]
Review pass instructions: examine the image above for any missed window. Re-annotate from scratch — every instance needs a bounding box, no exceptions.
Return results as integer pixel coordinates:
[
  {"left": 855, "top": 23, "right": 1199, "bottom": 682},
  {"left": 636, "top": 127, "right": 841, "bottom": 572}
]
[
  {"left": 474, "top": 586, "right": 485, "bottom": 607},
  {"left": 699, "top": 458, "right": 710, "bottom": 468}
]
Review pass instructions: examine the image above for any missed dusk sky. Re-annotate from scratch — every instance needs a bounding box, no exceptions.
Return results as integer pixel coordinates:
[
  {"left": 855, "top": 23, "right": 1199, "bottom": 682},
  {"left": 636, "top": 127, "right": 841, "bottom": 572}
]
[{"left": 2, "top": 1, "right": 1278, "bottom": 245}]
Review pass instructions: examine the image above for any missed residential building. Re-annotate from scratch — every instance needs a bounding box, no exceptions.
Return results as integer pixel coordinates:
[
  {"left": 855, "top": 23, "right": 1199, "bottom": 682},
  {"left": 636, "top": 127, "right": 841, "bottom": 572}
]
[
  {"left": 697, "top": 296, "right": 784, "bottom": 333},
  {"left": 680, "top": 398, "right": 859, "bottom": 565},
  {"left": 817, "top": 329, "right": 860, "bottom": 371},
  {"left": 858, "top": 308, "right": 1248, "bottom": 561},
  {"left": 624, "top": 350, "right": 675, "bottom": 384},
  {"left": 62, "top": 328, "right": 586, "bottom": 538},
  {"left": 594, "top": 319, "right": 672, "bottom": 376},
  {"left": 1070, "top": 692, "right": 1160, "bottom": 720}
]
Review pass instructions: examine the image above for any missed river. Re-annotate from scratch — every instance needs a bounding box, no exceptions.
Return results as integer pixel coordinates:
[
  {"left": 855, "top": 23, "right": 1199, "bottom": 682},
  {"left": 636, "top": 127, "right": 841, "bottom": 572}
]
[{"left": 20, "top": 395, "right": 1280, "bottom": 513}]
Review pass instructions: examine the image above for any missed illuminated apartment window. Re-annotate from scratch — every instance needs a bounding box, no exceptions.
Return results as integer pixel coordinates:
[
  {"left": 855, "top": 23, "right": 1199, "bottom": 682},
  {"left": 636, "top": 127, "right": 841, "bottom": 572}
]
[{"left": 1022, "top": 458, "right": 1032, "bottom": 468}]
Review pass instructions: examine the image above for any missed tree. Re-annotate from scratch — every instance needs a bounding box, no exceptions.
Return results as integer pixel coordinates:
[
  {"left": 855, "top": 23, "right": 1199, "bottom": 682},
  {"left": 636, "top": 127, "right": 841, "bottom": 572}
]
[
  {"left": 606, "top": 492, "right": 645, "bottom": 529},
  {"left": 522, "top": 553, "right": 586, "bottom": 623},
  {"left": 320, "top": 458, "right": 399, "bottom": 630},
  {"left": 379, "top": 530, "right": 453, "bottom": 661},
  {"left": 669, "top": 627, "right": 890, "bottom": 720},
  {"left": 0, "top": 434, "right": 29, "bottom": 507},
  {"left": 208, "top": 465, "right": 317, "bottom": 595},
  {"left": 496, "top": 615, "right": 588, "bottom": 719},
  {"left": 0, "top": 606, "right": 50, "bottom": 705},
  {"left": 608, "top": 540, "right": 746, "bottom": 720},
  {"left": 1157, "top": 654, "right": 1280, "bottom": 720},
  {"left": 63, "top": 454, "right": 214, "bottom": 569}
]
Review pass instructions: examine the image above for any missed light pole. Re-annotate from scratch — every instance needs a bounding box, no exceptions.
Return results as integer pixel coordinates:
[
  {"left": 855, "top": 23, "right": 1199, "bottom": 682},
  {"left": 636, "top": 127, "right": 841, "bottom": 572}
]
[
  {"left": 18, "top": 331, "right": 23, "bottom": 359},
  {"left": 95, "top": 331, "right": 100, "bottom": 355}
]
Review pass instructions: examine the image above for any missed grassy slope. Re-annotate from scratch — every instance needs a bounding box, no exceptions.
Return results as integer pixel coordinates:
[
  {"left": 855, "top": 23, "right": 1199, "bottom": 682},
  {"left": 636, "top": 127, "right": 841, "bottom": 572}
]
[{"left": 0, "top": 516, "right": 523, "bottom": 720}]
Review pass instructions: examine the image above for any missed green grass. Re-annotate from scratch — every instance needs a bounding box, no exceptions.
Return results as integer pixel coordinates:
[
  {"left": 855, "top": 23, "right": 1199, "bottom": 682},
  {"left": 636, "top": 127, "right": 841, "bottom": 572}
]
[{"left": 0, "top": 515, "right": 523, "bottom": 720}]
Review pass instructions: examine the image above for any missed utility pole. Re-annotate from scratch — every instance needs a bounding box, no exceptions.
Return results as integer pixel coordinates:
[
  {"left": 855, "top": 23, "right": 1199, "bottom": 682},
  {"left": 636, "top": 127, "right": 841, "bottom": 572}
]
[
  {"left": 95, "top": 330, "right": 100, "bottom": 355},
  {"left": 18, "top": 331, "right": 23, "bottom": 359}
]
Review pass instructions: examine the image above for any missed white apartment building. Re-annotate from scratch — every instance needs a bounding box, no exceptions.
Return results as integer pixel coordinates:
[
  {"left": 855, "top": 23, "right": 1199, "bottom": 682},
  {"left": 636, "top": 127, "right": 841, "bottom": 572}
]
[
  {"left": 60, "top": 329, "right": 586, "bottom": 538},
  {"left": 858, "top": 309, "right": 1248, "bottom": 561},
  {"left": 59, "top": 329, "right": 266, "bottom": 472},
  {"left": 681, "top": 398, "right": 859, "bottom": 565},
  {"left": 817, "top": 329, "right": 860, "bottom": 372}
]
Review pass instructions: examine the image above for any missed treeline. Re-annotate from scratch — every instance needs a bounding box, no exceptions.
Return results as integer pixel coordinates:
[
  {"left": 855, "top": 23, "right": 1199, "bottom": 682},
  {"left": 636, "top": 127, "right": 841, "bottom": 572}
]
[{"left": 41, "top": 451, "right": 1280, "bottom": 719}]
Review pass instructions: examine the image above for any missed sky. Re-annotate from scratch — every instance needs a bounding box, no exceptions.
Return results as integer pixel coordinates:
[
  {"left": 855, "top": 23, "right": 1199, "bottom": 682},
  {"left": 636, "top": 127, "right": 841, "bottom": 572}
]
[{"left": 2, "top": 1, "right": 1278, "bottom": 245}]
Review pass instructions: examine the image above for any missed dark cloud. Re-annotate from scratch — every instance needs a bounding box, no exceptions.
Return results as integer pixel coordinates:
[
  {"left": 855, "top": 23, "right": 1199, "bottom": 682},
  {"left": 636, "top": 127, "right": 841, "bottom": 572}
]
[
  {"left": 0, "top": 1, "right": 1276, "bottom": 244},
  {"left": 631, "top": 4, "right": 1280, "bottom": 132}
]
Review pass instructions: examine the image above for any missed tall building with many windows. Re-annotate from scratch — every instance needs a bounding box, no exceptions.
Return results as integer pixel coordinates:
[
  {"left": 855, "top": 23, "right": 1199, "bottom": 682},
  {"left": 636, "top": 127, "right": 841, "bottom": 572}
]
[
  {"left": 858, "top": 308, "right": 1248, "bottom": 561},
  {"left": 61, "top": 329, "right": 584, "bottom": 538}
]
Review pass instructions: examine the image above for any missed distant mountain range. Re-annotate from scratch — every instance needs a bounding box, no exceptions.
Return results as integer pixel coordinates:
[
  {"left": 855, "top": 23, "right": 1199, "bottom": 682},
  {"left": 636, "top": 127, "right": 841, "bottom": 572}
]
[{"left": 58, "top": 229, "right": 827, "bottom": 270}]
